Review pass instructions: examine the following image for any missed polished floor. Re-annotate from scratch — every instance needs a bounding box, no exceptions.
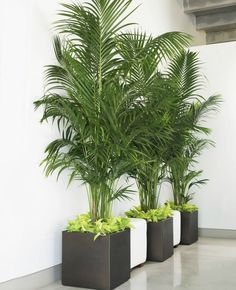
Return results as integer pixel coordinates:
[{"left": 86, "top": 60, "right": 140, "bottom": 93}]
[{"left": 39, "top": 238, "right": 236, "bottom": 290}]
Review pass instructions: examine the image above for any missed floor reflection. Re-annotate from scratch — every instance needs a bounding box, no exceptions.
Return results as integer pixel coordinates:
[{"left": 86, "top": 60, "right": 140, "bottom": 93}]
[
  {"left": 130, "top": 267, "right": 147, "bottom": 290},
  {"left": 39, "top": 238, "right": 236, "bottom": 290},
  {"left": 173, "top": 248, "right": 182, "bottom": 287}
]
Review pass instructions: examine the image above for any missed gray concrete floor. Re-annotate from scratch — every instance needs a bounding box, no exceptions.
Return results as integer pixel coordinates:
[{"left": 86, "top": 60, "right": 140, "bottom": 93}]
[{"left": 39, "top": 238, "right": 236, "bottom": 290}]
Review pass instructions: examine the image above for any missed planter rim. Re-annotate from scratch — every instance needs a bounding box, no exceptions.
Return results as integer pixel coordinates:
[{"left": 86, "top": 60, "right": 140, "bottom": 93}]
[
  {"left": 147, "top": 216, "right": 173, "bottom": 224},
  {"left": 181, "top": 210, "right": 198, "bottom": 213},
  {"left": 63, "top": 228, "right": 130, "bottom": 237}
]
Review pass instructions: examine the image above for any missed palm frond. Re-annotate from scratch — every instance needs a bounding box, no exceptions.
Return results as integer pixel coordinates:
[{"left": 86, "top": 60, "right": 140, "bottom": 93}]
[{"left": 167, "top": 50, "right": 203, "bottom": 102}]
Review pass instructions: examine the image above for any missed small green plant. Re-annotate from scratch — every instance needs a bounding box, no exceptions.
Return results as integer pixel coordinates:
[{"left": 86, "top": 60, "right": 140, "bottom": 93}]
[
  {"left": 67, "top": 214, "right": 132, "bottom": 240},
  {"left": 181, "top": 203, "right": 198, "bottom": 212},
  {"left": 126, "top": 204, "right": 173, "bottom": 222},
  {"left": 167, "top": 201, "right": 198, "bottom": 213}
]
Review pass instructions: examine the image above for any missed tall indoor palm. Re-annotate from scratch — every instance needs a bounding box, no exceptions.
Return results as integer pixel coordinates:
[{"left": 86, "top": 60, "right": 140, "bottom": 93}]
[
  {"left": 163, "top": 50, "right": 221, "bottom": 206},
  {"left": 117, "top": 31, "right": 192, "bottom": 212},
  {"left": 34, "top": 0, "right": 139, "bottom": 221}
]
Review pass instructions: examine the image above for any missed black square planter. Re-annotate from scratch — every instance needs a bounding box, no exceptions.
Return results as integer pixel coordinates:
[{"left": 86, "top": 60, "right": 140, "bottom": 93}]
[
  {"left": 180, "top": 211, "right": 198, "bottom": 245},
  {"left": 147, "top": 217, "right": 173, "bottom": 262},
  {"left": 62, "top": 229, "right": 130, "bottom": 290}
]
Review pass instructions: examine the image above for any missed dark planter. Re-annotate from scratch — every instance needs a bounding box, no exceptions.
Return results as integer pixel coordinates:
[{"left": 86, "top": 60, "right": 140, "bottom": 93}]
[
  {"left": 147, "top": 217, "right": 173, "bottom": 262},
  {"left": 62, "top": 229, "right": 130, "bottom": 290},
  {"left": 180, "top": 211, "right": 198, "bottom": 245}
]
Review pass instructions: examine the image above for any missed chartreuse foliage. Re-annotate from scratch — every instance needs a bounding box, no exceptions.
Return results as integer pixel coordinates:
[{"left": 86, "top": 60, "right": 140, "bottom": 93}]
[
  {"left": 167, "top": 201, "right": 198, "bottom": 213},
  {"left": 126, "top": 204, "right": 173, "bottom": 223},
  {"left": 181, "top": 203, "right": 198, "bottom": 212},
  {"left": 67, "top": 214, "right": 132, "bottom": 240}
]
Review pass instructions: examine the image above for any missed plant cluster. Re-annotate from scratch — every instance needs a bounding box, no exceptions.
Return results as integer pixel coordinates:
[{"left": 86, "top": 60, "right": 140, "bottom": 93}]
[
  {"left": 35, "top": 0, "right": 221, "bottom": 233},
  {"left": 67, "top": 214, "right": 132, "bottom": 240},
  {"left": 126, "top": 204, "right": 173, "bottom": 223}
]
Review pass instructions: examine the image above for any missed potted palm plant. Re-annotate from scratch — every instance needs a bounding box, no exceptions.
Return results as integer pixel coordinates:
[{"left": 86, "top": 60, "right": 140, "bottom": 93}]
[
  {"left": 168, "top": 137, "right": 215, "bottom": 245},
  {"left": 117, "top": 32, "right": 191, "bottom": 262},
  {"left": 168, "top": 156, "right": 207, "bottom": 245},
  {"left": 125, "top": 136, "right": 175, "bottom": 262},
  {"left": 34, "top": 1, "right": 141, "bottom": 289},
  {"left": 163, "top": 50, "right": 221, "bottom": 245}
]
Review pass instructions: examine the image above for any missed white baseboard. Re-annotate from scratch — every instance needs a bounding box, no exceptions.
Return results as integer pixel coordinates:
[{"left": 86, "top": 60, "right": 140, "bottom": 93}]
[
  {"left": 199, "top": 228, "right": 236, "bottom": 239},
  {"left": 0, "top": 264, "right": 61, "bottom": 290}
]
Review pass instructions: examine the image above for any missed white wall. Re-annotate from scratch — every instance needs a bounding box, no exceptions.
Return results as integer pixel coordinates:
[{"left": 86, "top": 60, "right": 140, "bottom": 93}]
[
  {"left": 0, "top": 0, "right": 88, "bottom": 283},
  {"left": 192, "top": 42, "right": 236, "bottom": 231},
  {"left": 0, "top": 0, "right": 215, "bottom": 284}
]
